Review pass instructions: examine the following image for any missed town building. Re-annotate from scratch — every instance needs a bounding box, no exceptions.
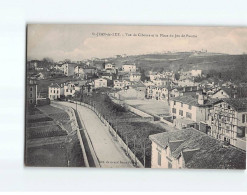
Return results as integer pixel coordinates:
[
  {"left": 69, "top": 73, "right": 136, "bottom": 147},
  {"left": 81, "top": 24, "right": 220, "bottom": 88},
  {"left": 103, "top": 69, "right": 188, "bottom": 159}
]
[
  {"left": 122, "top": 64, "right": 136, "bottom": 72},
  {"left": 113, "top": 80, "right": 131, "bottom": 89},
  {"left": 170, "top": 86, "right": 201, "bottom": 98},
  {"left": 129, "top": 73, "right": 141, "bottom": 82},
  {"left": 207, "top": 98, "right": 247, "bottom": 151},
  {"left": 169, "top": 95, "right": 217, "bottom": 127},
  {"left": 209, "top": 87, "right": 232, "bottom": 99},
  {"left": 149, "top": 128, "right": 246, "bottom": 169},
  {"left": 27, "top": 80, "right": 38, "bottom": 105},
  {"left": 94, "top": 78, "right": 108, "bottom": 88},
  {"left": 63, "top": 63, "right": 77, "bottom": 76},
  {"left": 191, "top": 69, "right": 202, "bottom": 77},
  {"left": 177, "top": 78, "right": 196, "bottom": 87},
  {"left": 101, "top": 73, "right": 113, "bottom": 80},
  {"left": 104, "top": 63, "right": 115, "bottom": 70},
  {"left": 63, "top": 82, "right": 80, "bottom": 97},
  {"left": 48, "top": 83, "right": 62, "bottom": 100}
]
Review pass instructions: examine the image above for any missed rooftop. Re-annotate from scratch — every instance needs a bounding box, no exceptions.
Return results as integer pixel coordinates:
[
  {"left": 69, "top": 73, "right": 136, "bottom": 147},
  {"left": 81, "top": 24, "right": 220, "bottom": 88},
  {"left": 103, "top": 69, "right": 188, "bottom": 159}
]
[
  {"left": 149, "top": 128, "right": 246, "bottom": 169},
  {"left": 49, "top": 83, "right": 61, "bottom": 88},
  {"left": 170, "top": 95, "right": 218, "bottom": 107},
  {"left": 222, "top": 98, "right": 247, "bottom": 112}
]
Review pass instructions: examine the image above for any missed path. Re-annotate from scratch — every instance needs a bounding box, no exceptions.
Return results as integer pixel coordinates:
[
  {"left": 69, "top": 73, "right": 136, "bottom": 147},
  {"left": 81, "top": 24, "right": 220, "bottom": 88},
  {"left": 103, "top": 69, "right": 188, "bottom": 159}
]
[{"left": 56, "top": 101, "right": 134, "bottom": 168}]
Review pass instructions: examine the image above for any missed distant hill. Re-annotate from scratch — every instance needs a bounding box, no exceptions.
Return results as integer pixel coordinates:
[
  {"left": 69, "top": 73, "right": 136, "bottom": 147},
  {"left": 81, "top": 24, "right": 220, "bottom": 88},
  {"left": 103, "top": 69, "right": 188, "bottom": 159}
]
[{"left": 110, "top": 52, "right": 247, "bottom": 83}]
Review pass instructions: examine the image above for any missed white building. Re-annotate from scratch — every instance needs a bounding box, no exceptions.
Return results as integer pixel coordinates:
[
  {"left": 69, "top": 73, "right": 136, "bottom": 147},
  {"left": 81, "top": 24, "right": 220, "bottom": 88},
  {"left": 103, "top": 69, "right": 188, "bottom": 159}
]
[
  {"left": 63, "top": 63, "right": 77, "bottom": 76},
  {"left": 48, "top": 83, "right": 62, "bottom": 100},
  {"left": 170, "top": 95, "right": 214, "bottom": 124},
  {"left": 94, "top": 78, "right": 108, "bottom": 88},
  {"left": 209, "top": 88, "right": 231, "bottom": 99},
  {"left": 177, "top": 78, "right": 196, "bottom": 87},
  {"left": 63, "top": 82, "right": 80, "bottom": 97},
  {"left": 130, "top": 73, "right": 141, "bottom": 82},
  {"left": 208, "top": 98, "right": 247, "bottom": 151},
  {"left": 105, "top": 63, "right": 114, "bottom": 69},
  {"left": 149, "top": 128, "right": 246, "bottom": 169},
  {"left": 122, "top": 64, "right": 136, "bottom": 72},
  {"left": 191, "top": 69, "right": 202, "bottom": 77},
  {"left": 113, "top": 80, "right": 131, "bottom": 89}
]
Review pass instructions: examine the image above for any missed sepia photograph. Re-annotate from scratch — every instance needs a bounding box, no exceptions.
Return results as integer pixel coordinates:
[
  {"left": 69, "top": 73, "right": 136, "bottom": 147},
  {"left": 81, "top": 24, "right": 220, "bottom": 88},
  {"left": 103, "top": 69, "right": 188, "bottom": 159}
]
[{"left": 25, "top": 24, "right": 247, "bottom": 169}]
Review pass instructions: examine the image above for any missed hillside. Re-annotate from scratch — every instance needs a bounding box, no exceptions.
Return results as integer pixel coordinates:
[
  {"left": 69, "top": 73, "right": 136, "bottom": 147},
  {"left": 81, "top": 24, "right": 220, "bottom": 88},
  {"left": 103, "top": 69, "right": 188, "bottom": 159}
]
[{"left": 110, "top": 52, "right": 247, "bottom": 83}]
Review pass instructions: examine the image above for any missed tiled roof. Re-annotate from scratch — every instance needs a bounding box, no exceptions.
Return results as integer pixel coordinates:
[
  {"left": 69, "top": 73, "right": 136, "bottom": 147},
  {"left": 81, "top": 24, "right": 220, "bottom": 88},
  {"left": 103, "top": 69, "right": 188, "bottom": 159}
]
[
  {"left": 222, "top": 98, "right": 247, "bottom": 112},
  {"left": 170, "top": 95, "right": 219, "bottom": 107},
  {"left": 169, "top": 140, "right": 184, "bottom": 153},
  {"left": 149, "top": 128, "right": 246, "bottom": 169},
  {"left": 182, "top": 148, "right": 200, "bottom": 165},
  {"left": 49, "top": 83, "right": 61, "bottom": 88}
]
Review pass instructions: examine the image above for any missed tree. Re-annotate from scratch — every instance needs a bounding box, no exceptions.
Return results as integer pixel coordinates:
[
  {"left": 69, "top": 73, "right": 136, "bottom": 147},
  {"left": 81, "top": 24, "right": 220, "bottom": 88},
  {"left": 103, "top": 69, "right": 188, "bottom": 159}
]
[
  {"left": 174, "top": 72, "right": 180, "bottom": 80},
  {"left": 64, "top": 59, "right": 71, "bottom": 63}
]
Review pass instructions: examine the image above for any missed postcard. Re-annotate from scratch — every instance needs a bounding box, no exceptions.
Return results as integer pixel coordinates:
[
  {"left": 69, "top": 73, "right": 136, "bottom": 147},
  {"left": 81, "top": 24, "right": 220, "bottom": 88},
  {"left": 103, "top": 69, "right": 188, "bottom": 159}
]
[{"left": 25, "top": 24, "right": 247, "bottom": 169}]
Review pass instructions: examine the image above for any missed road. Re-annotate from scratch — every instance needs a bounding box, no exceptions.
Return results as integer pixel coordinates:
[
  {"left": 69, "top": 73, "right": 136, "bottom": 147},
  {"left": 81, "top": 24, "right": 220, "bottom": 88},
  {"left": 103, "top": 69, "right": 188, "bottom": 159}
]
[{"left": 55, "top": 101, "right": 134, "bottom": 168}]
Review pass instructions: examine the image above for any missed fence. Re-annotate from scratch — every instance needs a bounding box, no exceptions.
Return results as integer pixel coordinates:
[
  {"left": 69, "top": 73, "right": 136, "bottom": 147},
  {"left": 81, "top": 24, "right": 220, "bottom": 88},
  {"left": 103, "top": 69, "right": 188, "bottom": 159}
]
[
  {"left": 73, "top": 100, "right": 144, "bottom": 168},
  {"left": 109, "top": 96, "right": 154, "bottom": 121}
]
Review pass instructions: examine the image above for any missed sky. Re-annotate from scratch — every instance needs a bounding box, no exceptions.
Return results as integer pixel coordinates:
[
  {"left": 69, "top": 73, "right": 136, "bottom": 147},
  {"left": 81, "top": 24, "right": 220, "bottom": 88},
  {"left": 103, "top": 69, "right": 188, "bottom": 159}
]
[{"left": 27, "top": 24, "right": 247, "bottom": 61}]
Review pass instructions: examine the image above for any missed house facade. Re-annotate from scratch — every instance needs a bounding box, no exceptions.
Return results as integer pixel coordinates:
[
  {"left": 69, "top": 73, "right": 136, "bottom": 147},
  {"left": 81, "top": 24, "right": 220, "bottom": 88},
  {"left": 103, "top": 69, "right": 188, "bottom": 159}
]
[
  {"left": 94, "top": 78, "right": 108, "bottom": 88},
  {"left": 122, "top": 64, "right": 136, "bottom": 72},
  {"left": 149, "top": 128, "right": 246, "bottom": 169},
  {"left": 27, "top": 80, "right": 38, "bottom": 105},
  {"left": 170, "top": 95, "right": 213, "bottom": 124},
  {"left": 207, "top": 98, "right": 247, "bottom": 151},
  {"left": 129, "top": 73, "right": 141, "bottom": 82},
  {"left": 113, "top": 80, "right": 131, "bottom": 89},
  {"left": 48, "top": 83, "right": 62, "bottom": 100},
  {"left": 63, "top": 63, "right": 77, "bottom": 76},
  {"left": 209, "top": 87, "right": 234, "bottom": 99},
  {"left": 63, "top": 82, "right": 80, "bottom": 97}
]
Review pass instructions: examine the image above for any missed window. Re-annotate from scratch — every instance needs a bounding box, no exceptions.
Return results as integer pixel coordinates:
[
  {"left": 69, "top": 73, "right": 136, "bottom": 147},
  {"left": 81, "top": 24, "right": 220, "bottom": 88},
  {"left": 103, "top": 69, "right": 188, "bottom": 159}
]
[
  {"left": 181, "top": 103, "right": 183, "bottom": 107},
  {"left": 29, "top": 100, "right": 33, "bottom": 104},
  {"left": 188, "top": 105, "right": 192, "bottom": 110},
  {"left": 242, "top": 114, "right": 246, "bottom": 123},
  {"left": 179, "top": 110, "right": 183, "bottom": 116},
  {"left": 158, "top": 152, "right": 161, "bottom": 166},
  {"left": 30, "top": 87, "right": 32, "bottom": 91},
  {"left": 30, "top": 93, "right": 32, "bottom": 98},
  {"left": 228, "top": 106, "right": 231, "bottom": 109},
  {"left": 172, "top": 108, "right": 176, "bottom": 114},
  {"left": 186, "top": 112, "right": 192, "bottom": 119},
  {"left": 66, "top": 89, "right": 68, "bottom": 92},
  {"left": 174, "top": 101, "right": 176, "bottom": 105}
]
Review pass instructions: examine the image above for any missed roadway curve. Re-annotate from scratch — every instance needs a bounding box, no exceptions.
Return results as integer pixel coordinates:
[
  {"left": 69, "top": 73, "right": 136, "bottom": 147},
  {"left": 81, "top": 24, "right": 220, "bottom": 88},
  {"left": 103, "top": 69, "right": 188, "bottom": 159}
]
[{"left": 55, "top": 101, "right": 134, "bottom": 168}]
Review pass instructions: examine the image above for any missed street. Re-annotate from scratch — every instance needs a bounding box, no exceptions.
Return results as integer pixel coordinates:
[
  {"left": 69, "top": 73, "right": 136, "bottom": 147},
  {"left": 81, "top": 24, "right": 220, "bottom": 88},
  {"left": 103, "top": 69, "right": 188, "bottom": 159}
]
[{"left": 55, "top": 101, "right": 134, "bottom": 168}]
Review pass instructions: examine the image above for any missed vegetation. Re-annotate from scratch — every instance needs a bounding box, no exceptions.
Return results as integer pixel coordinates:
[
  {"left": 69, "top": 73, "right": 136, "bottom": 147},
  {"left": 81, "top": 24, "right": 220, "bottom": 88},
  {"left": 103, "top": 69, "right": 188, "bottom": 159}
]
[{"left": 75, "top": 90, "right": 166, "bottom": 167}]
